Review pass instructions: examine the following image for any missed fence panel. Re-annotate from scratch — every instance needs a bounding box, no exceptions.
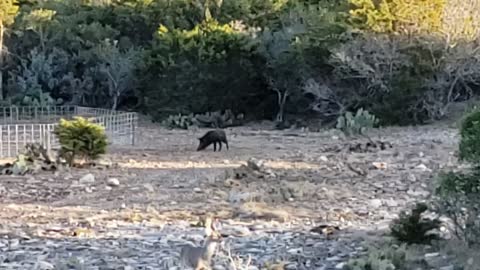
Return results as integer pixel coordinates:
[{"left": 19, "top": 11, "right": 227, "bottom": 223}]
[{"left": 0, "top": 106, "right": 138, "bottom": 158}]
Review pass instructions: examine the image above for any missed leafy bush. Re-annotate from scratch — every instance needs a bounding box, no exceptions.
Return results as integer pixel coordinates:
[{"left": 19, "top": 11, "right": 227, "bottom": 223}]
[
  {"left": 390, "top": 202, "right": 441, "bottom": 245},
  {"left": 142, "top": 20, "right": 267, "bottom": 119},
  {"left": 6, "top": 48, "right": 70, "bottom": 106},
  {"left": 433, "top": 108, "right": 480, "bottom": 247},
  {"left": 329, "top": 33, "right": 479, "bottom": 125},
  {"left": 53, "top": 117, "right": 108, "bottom": 166},
  {"left": 336, "top": 108, "right": 378, "bottom": 136},
  {"left": 459, "top": 109, "right": 480, "bottom": 163},
  {"left": 435, "top": 170, "right": 480, "bottom": 247}
]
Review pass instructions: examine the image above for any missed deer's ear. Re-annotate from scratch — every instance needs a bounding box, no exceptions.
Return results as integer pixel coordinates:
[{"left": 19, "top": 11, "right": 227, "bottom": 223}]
[{"left": 212, "top": 218, "right": 222, "bottom": 230}]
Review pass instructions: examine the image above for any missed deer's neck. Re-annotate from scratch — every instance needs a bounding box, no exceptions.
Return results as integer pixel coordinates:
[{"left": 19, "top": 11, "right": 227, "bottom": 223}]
[{"left": 202, "top": 240, "right": 219, "bottom": 261}]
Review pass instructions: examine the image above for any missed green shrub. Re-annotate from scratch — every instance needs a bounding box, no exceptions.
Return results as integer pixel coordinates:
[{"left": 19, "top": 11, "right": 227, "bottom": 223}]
[
  {"left": 459, "top": 109, "right": 480, "bottom": 163},
  {"left": 142, "top": 20, "right": 267, "bottom": 119},
  {"left": 433, "top": 108, "right": 480, "bottom": 248},
  {"left": 53, "top": 117, "right": 108, "bottom": 166},
  {"left": 369, "top": 72, "right": 433, "bottom": 126},
  {"left": 435, "top": 169, "right": 480, "bottom": 247},
  {"left": 390, "top": 202, "right": 441, "bottom": 245},
  {"left": 336, "top": 108, "right": 378, "bottom": 136}
]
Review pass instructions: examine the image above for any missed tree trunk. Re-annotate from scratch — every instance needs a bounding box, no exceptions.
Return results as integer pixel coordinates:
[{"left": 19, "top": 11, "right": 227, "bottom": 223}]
[
  {"left": 111, "top": 95, "right": 118, "bottom": 111},
  {"left": 0, "top": 22, "right": 4, "bottom": 101},
  {"left": 275, "top": 89, "right": 289, "bottom": 123}
]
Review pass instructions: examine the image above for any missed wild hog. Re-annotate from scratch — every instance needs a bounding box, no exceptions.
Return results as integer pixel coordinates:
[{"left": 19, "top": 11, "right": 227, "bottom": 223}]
[{"left": 197, "top": 129, "right": 229, "bottom": 152}]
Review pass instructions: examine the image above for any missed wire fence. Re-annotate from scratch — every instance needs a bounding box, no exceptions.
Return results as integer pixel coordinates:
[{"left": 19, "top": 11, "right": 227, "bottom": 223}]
[{"left": 0, "top": 106, "right": 138, "bottom": 158}]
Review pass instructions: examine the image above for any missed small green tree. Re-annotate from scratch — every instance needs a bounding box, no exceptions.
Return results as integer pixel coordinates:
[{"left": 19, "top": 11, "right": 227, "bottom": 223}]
[
  {"left": 19, "top": 8, "right": 57, "bottom": 51},
  {"left": 390, "top": 202, "right": 441, "bottom": 245},
  {"left": 53, "top": 117, "right": 108, "bottom": 166},
  {"left": 0, "top": 0, "right": 19, "bottom": 100},
  {"left": 94, "top": 39, "right": 140, "bottom": 110},
  {"left": 256, "top": 15, "right": 307, "bottom": 123},
  {"left": 7, "top": 47, "right": 67, "bottom": 106}
]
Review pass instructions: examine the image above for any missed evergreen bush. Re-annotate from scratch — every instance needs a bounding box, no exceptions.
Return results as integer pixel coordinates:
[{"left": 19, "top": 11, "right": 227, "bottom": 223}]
[
  {"left": 390, "top": 202, "right": 441, "bottom": 245},
  {"left": 459, "top": 109, "right": 480, "bottom": 163},
  {"left": 53, "top": 117, "right": 108, "bottom": 166}
]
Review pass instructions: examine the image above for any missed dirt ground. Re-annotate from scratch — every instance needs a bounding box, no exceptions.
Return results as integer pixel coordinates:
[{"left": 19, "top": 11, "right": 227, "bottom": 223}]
[{"left": 0, "top": 118, "right": 461, "bottom": 235}]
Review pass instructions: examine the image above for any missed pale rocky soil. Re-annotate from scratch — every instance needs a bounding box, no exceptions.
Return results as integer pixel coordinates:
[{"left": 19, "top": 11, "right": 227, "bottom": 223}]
[{"left": 0, "top": 119, "right": 464, "bottom": 269}]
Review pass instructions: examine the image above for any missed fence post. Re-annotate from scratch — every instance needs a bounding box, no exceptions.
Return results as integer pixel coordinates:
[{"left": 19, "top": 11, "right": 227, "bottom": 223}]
[
  {"left": 131, "top": 115, "right": 136, "bottom": 146},
  {"left": 0, "top": 106, "right": 139, "bottom": 157},
  {"left": 0, "top": 126, "right": 3, "bottom": 158}
]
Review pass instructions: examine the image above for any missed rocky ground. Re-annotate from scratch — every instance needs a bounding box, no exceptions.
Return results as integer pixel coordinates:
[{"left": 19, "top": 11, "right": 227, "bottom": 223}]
[{"left": 0, "top": 121, "right": 464, "bottom": 269}]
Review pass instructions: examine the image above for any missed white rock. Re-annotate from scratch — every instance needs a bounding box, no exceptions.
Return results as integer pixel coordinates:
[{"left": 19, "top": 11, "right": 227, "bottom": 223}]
[
  {"left": 407, "top": 173, "right": 417, "bottom": 182},
  {"left": 335, "top": 262, "right": 346, "bottom": 269},
  {"left": 385, "top": 198, "right": 399, "bottom": 207},
  {"left": 415, "top": 164, "right": 429, "bottom": 171},
  {"left": 407, "top": 188, "right": 430, "bottom": 197},
  {"left": 35, "top": 261, "right": 54, "bottom": 270},
  {"left": 247, "top": 158, "right": 264, "bottom": 171},
  {"left": 107, "top": 178, "right": 120, "bottom": 187},
  {"left": 369, "top": 199, "right": 383, "bottom": 208},
  {"left": 79, "top": 173, "right": 95, "bottom": 184},
  {"left": 144, "top": 183, "right": 155, "bottom": 192},
  {"left": 425, "top": 252, "right": 440, "bottom": 258},
  {"left": 287, "top": 248, "right": 302, "bottom": 254}
]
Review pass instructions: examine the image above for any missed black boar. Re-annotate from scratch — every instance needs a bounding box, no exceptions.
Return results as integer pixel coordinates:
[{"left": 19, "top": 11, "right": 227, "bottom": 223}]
[{"left": 197, "top": 130, "right": 229, "bottom": 152}]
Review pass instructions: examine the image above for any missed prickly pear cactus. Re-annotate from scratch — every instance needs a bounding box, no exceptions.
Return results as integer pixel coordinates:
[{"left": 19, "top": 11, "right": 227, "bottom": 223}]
[
  {"left": 11, "top": 154, "right": 30, "bottom": 175},
  {"left": 162, "top": 113, "right": 195, "bottom": 129},
  {"left": 163, "top": 110, "right": 244, "bottom": 129},
  {"left": 193, "top": 109, "right": 244, "bottom": 128},
  {"left": 336, "top": 108, "right": 379, "bottom": 136}
]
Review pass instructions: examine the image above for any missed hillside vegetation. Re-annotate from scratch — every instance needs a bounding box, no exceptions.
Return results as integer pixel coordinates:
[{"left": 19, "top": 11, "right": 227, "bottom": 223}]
[{"left": 1, "top": 0, "right": 480, "bottom": 126}]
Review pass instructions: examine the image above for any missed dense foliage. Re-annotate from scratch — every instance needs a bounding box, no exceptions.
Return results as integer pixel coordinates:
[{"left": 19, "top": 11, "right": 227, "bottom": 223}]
[
  {"left": 1, "top": 0, "right": 480, "bottom": 125},
  {"left": 459, "top": 109, "right": 480, "bottom": 163},
  {"left": 434, "top": 108, "right": 480, "bottom": 247}
]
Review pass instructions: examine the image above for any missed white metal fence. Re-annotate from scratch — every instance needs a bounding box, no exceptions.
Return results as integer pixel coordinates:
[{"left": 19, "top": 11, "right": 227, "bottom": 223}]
[{"left": 0, "top": 106, "right": 138, "bottom": 158}]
